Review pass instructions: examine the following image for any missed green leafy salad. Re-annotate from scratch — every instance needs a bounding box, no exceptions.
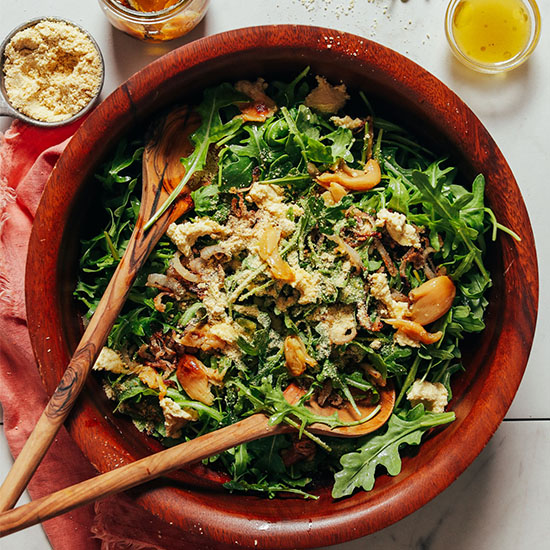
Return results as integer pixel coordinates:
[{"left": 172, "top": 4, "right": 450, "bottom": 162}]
[{"left": 76, "top": 70, "right": 516, "bottom": 499}]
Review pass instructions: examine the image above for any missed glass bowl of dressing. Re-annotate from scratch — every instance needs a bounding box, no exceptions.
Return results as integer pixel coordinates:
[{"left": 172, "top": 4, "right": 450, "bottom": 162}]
[{"left": 445, "top": 0, "right": 541, "bottom": 74}]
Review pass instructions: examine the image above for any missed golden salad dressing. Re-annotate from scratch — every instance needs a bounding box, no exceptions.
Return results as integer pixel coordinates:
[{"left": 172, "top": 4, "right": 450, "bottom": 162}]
[{"left": 452, "top": 0, "right": 531, "bottom": 64}]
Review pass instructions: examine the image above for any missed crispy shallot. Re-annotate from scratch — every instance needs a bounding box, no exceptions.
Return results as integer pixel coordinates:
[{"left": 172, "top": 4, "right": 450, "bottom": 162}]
[{"left": 384, "top": 319, "right": 443, "bottom": 345}]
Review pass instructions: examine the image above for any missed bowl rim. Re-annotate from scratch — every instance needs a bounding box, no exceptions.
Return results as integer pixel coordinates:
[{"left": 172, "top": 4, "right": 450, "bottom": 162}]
[{"left": 25, "top": 24, "right": 538, "bottom": 548}]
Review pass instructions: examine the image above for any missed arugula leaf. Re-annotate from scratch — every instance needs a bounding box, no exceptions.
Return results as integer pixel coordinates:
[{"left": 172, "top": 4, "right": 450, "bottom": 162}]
[
  {"left": 144, "top": 84, "right": 244, "bottom": 230},
  {"left": 272, "top": 66, "right": 311, "bottom": 107},
  {"left": 236, "top": 328, "right": 269, "bottom": 357},
  {"left": 386, "top": 174, "right": 410, "bottom": 214},
  {"left": 179, "top": 302, "right": 206, "bottom": 327},
  {"left": 230, "top": 125, "right": 273, "bottom": 168},
  {"left": 304, "top": 136, "right": 334, "bottom": 164},
  {"left": 332, "top": 406, "right": 455, "bottom": 498},
  {"left": 191, "top": 184, "right": 220, "bottom": 216},
  {"left": 411, "top": 168, "right": 489, "bottom": 281},
  {"left": 114, "top": 377, "right": 158, "bottom": 406},
  {"left": 326, "top": 127, "right": 354, "bottom": 163},
  {"left": 101, "top": 140, "right": 144, "bottom": 187},
  {"left": 451, "top": 173, "right": 485, "bottom": 230},
  {"left": 306, "top": 194, "right": 355, "bottom": 235},
  {"left": 224, "top": 478, "right": 317, "bottom": 500},
  {"left": 346, "top": 341, "right": 388, "bottom": 381},
  {"left": 166, "top": 388, "right": 224, "bottom": 422},
  {"left": 220, "top": 151, "right": 255, "bottom": 190},
  {"left": 280, "top": 106, "right": 309, "bottom": 165}
]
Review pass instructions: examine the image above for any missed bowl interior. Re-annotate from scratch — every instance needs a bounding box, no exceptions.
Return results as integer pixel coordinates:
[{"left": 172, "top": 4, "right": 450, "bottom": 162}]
[{"left": 26, "top": 25, "right": 538, "bottom": 549}]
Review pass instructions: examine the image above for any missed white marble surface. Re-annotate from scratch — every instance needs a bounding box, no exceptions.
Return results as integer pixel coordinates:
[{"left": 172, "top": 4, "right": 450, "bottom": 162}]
[{"left": 1, "top": 0, "right": 549, "bottom": 548}]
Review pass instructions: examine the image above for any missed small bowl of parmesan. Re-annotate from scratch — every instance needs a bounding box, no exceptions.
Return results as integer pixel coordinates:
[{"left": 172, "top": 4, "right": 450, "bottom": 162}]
[{"left": 0, "top": 17, "right": 104, "bottom": 126}]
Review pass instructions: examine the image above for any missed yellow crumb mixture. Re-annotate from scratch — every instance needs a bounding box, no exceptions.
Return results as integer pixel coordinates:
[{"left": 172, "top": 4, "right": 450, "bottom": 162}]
[{"left": 3, "top": 20, "right": 102, "bottom": 122}]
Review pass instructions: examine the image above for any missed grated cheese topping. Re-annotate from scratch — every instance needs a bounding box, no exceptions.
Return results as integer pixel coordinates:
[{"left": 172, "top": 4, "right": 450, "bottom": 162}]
[
  {"left": 3, "top": 20, "right": 102, "bottom": 122},
  {"left": 167, "top": 218, "right": 226, "bottom": 257},
  {"left": 369, "top": 272, "right": 410, "bottom": 319}
]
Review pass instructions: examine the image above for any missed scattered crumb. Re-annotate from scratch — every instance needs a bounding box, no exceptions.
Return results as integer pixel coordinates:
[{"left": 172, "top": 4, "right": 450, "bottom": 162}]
[
  {"left": 293, "top": 0, "right": 427, "bottom": 47},
  {"left": 298, "top": 0, "right": 356, "bottom": 18}
]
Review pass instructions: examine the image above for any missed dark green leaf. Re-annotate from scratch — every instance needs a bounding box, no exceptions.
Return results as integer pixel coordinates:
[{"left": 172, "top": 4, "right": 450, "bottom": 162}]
[{"left": 332, "top": 407, "right": 455, "bottom": 498}]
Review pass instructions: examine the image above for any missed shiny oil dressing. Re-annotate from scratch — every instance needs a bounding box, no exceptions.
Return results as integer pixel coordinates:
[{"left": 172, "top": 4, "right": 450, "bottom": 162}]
[{"left": 452, "top": 0, "right": 531, "bottom": 64}]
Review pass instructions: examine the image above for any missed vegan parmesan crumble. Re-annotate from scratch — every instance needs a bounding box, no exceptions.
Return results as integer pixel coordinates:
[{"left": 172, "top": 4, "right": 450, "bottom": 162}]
[
  {"left": 2, "top": 19, "right": 102, "bottom": 122},
  {"left": 375, "top": 208, "right": 421, "bottom": 249},
  {"left": 407, "top": 380, "right": 449, "bottom": 413}
]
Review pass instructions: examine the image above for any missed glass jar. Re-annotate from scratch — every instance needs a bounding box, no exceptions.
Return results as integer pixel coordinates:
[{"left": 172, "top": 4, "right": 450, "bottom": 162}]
[
  {"left": 97, "top": 0, "right": 209, "bottom": 42},
  {"left": 445, "top": 0, "right": 541, "bottom": 74}
]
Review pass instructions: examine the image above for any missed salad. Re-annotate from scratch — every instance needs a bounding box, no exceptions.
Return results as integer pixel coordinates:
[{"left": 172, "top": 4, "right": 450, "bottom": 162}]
[{"left": 76, "top": 70, "right": 515, "bottom": 499}]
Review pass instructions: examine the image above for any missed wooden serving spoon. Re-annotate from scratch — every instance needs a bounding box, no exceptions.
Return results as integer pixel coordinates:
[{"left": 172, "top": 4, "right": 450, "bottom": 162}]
[
  {"left": 0, "top": 383, "right": 395, "bottom": 536},
  {"left": 0, "top": 106, "right": 200, "bottom": 512}
]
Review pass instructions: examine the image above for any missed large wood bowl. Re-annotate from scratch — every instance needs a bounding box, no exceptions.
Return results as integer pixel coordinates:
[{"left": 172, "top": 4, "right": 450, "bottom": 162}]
[{"left": 25, "top": 26, "right": 538, "bottom": 549}]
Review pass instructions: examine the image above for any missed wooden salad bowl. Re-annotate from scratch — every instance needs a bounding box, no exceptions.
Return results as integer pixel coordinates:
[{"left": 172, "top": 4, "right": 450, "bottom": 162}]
[{"left": 25, "top": 26, "right": 538, "bottom": 549}]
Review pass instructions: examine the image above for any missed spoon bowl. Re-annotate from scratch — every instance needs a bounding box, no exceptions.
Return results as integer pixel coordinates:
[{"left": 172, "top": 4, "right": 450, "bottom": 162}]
[{"left": 285, "top": 382, "right": 395, "bottom": 437}]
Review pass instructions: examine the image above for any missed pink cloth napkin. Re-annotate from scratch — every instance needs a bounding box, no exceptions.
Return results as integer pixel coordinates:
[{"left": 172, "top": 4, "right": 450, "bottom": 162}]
[{"left": 0, "top": 120, "right": 200, "bottom": 549}]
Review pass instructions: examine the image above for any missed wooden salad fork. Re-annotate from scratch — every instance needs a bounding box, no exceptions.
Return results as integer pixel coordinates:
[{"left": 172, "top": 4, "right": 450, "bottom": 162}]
[
  {"left": 0, "top": 383, "right": 395, "bottom": 536},
  {"left": 0, "top": 106, "right": 199, "bottom": 512}
]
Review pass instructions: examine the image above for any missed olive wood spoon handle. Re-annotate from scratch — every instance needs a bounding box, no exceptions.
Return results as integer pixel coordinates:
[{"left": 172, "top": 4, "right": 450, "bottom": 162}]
[
  {"left": 0, "top": 414, "right": 280, "bottom": 536},
  {"left": 0, "top": 107, "right": 198, "bottom": 512},
  {"left": 0, "top": 384, "right": 395, "bottom": 536}
]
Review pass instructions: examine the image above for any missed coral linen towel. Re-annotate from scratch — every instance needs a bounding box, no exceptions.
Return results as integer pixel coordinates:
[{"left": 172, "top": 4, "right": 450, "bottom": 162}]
[{"left": 0, "top": 120, "right": 198, "bottom": 550}]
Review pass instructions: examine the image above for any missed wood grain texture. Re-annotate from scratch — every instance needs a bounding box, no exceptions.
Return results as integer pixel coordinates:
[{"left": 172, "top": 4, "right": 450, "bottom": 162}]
[
  {"left": 0, "top": 384, "right": 394, "bottom": 536},
  {"left": 0, "top": 107, "right": 195, "bottom": 513},
  {"left": 0, "top": 414, "right": 278, "bottom": 537},
  {"left": 24, "top": 25, "right": 538, "bottom": 549}
]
